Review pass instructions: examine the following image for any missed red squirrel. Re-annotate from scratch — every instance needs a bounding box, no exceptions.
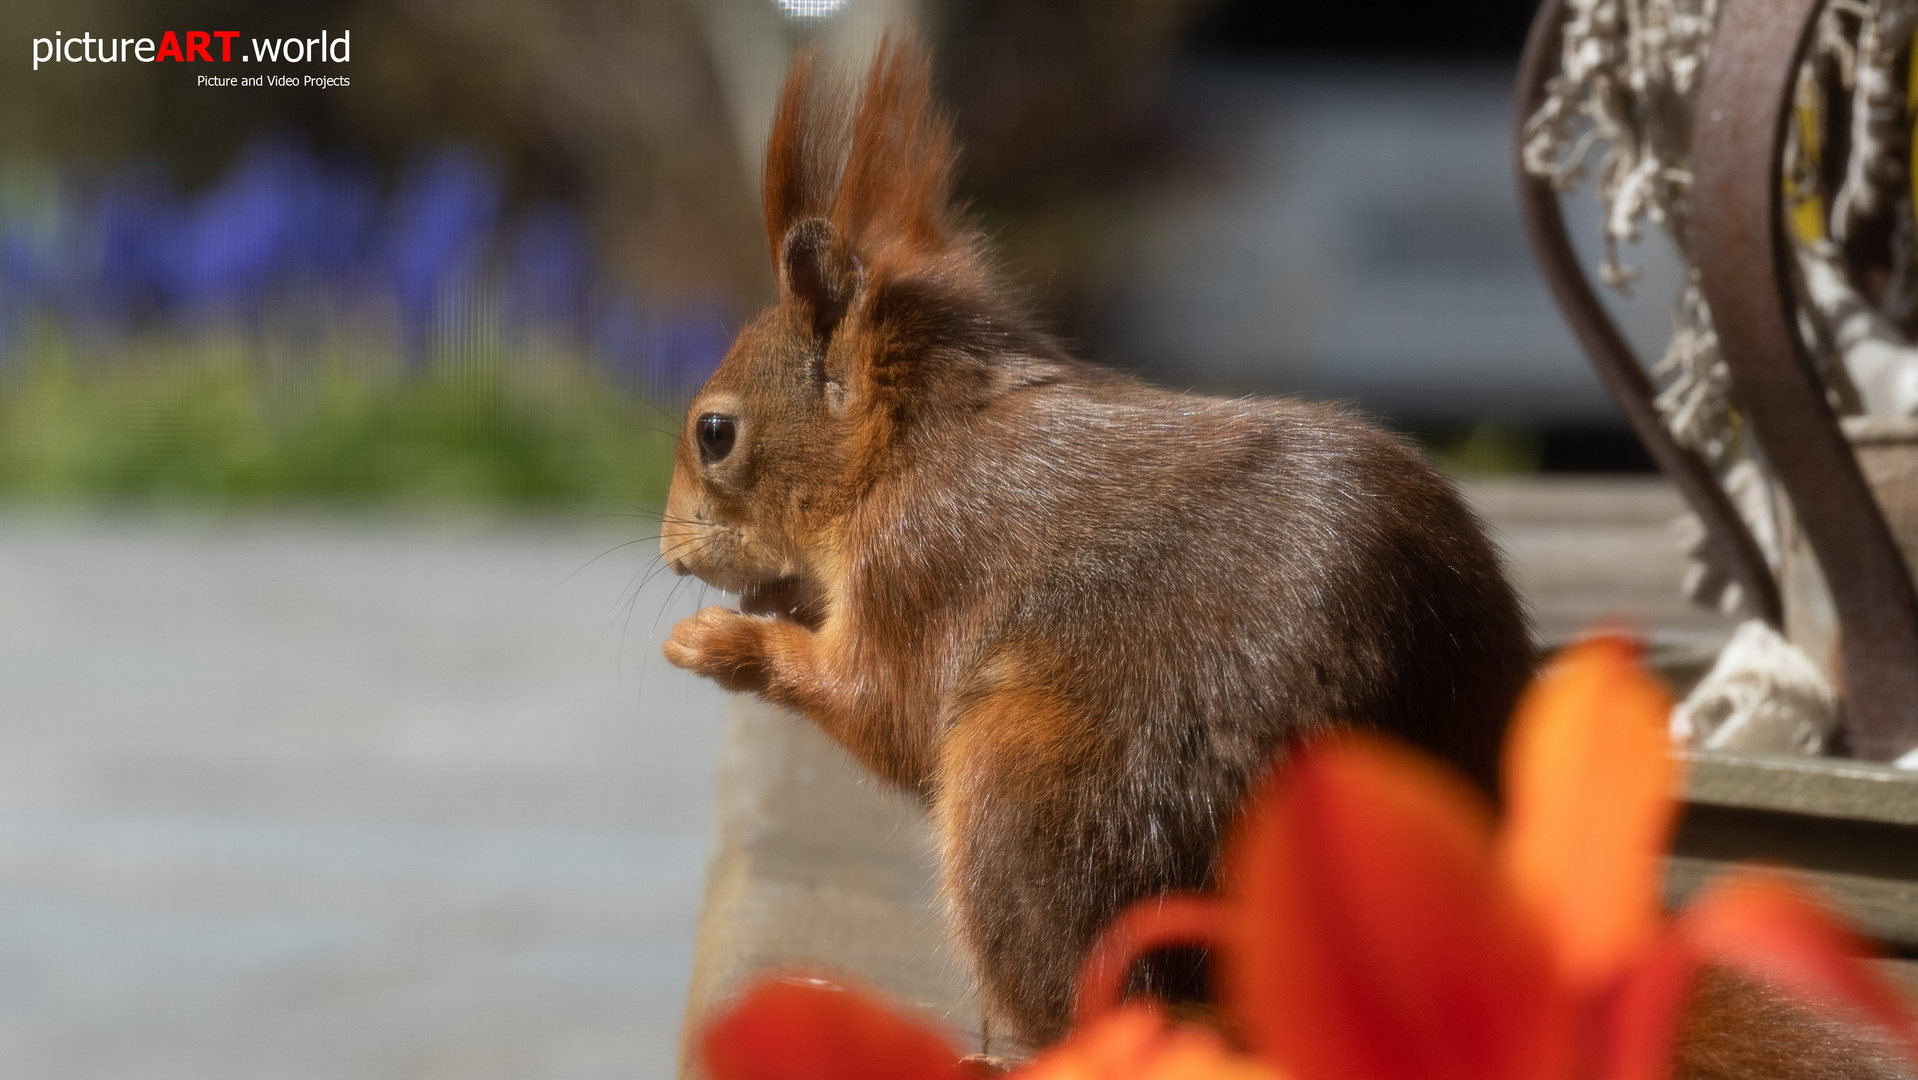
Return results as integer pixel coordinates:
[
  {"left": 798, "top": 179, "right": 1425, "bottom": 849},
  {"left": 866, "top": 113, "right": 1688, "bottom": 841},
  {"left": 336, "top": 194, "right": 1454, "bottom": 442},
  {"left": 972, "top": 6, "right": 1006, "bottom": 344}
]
[{"left": 660, "top": 39, "right": 1535, "bottom": 1052}]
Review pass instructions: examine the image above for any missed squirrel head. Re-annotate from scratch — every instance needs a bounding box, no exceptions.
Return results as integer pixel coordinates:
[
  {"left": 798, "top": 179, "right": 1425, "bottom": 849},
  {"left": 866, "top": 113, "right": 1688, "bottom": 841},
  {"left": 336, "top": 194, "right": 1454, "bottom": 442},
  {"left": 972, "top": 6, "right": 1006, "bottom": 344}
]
[{"left": 662, "top": 37, "right": 1054, "bottom": 613}]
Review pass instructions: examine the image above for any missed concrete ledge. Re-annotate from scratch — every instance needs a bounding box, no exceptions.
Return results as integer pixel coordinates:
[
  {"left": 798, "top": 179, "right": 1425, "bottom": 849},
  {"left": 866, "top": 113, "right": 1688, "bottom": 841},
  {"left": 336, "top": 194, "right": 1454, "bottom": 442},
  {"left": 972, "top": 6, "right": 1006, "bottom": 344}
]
[{"left": 677, "top": 701, "right": 976, "bottom": 1077}]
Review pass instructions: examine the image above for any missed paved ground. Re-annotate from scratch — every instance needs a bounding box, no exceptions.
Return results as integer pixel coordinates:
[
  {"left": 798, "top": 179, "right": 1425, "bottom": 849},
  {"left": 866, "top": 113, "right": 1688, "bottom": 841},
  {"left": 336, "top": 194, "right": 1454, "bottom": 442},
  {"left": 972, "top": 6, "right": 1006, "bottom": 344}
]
[{"left": 0, "top": 511, "right": 726, "bottom": 1080}]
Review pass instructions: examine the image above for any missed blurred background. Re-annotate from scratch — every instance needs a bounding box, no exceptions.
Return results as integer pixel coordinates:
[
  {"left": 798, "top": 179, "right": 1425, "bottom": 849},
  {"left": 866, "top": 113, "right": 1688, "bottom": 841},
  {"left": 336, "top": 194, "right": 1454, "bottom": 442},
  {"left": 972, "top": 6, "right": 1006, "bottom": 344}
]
[{"left": 0, "top": 0, "right": 1684, "bottom": 1077}]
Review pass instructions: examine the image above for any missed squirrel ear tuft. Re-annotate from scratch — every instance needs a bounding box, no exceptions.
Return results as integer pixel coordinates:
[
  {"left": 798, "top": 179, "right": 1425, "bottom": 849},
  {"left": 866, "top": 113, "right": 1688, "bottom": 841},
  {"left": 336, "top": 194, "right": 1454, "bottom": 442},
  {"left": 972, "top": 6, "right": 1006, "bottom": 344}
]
[{"left": 781, "top": 218, "right": 860, "bottom": 342}]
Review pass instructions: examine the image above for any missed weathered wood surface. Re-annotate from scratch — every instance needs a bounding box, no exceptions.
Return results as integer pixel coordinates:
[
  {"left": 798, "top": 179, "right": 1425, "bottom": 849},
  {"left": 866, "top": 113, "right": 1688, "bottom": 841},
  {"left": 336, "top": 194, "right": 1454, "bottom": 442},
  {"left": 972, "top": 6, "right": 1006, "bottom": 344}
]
[
  {"left": 1670, "top": 750, "right": 1918, "bottom": 958},
  {"left": 680, "top": 699, "right": 973, "bottom": 1052},
  {"left": 1684, "top": 750, "right": 1918, "bottom": 827}
]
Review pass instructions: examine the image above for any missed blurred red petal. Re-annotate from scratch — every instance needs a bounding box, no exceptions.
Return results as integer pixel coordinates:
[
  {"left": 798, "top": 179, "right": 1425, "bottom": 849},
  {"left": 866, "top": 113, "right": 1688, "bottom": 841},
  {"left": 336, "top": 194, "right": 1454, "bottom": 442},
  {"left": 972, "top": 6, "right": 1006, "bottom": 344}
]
[
  {"left": 1017, "top": 1006, "right": 1284, "bottom": 1080},
  {"left": 1680, "top": 871, "right": 1918, "bottom": 1068},
  {"left": 1222, "top": 735, "right": 1571, "bottom": 1080},
  {"left": 1597, "top": 932, "right": 1699, "bottom": 1080},
  {"left": 1074, "top": 893, "right": 1220, "bottom": 1026},
  {"left": 701, "top": 976, "right": 973, "bottom": 1080},
  {"left": 1500, "top": 635, "right": 1679, "bottom": 990}
]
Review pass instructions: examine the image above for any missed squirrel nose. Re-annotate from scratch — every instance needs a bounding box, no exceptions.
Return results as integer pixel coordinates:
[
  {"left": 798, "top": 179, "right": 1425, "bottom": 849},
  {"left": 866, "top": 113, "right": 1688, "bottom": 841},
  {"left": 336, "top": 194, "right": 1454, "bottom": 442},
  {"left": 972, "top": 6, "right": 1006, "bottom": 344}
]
[{"left": 696, "top": 413, "right": 738, "bottom": 466}]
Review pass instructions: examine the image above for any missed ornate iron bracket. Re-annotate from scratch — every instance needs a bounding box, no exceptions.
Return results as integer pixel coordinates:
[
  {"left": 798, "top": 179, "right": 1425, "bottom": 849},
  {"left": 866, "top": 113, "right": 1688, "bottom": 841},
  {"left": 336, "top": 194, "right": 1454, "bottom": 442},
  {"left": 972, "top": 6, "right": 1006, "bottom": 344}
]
[
  {"left": 1690, "top": 0, "right": 1918, "bottom": 760},
  {"left": 1516, "top": 0, "right": 1918, "bottom": 758},
  {"left": 1513, "top": 0, "right": 1784, "bottom": 632}
]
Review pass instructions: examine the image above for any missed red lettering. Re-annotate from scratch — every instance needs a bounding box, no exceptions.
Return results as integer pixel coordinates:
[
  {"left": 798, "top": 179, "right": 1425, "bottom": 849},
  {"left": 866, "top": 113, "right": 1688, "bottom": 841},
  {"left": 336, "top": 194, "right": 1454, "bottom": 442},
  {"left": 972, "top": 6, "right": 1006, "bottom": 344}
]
[
  {"left": 184, "top": 31, "right": 211, "bottom": 62},
  {"left": 212, "top": 31, "right": 238, "bottom": 61},
  {"left": 155, "top": 30, "right": 183, "bottom": 62}
]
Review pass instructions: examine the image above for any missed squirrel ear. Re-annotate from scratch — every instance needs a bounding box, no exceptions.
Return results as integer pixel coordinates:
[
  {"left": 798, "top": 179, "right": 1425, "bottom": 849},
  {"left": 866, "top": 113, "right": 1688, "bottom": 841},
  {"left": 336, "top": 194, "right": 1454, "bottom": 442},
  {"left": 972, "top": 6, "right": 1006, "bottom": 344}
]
[{"left": 780, "top": 218, "right": 860, "bottom": 342}]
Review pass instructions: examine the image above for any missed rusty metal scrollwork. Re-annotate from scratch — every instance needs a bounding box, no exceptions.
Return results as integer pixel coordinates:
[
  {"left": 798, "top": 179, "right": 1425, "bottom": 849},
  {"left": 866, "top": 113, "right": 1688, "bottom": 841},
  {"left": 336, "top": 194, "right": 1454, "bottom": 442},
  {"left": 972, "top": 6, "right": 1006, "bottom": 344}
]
[
  {"left": 1690, "top": 0, "right": 1918, "bottom": 760},
  {"left": 1518, "top": 0, "right": 1918, "bottom": 759},
  {"left": 1513, "top": 0, "right": 1783, "bottom": 631}
]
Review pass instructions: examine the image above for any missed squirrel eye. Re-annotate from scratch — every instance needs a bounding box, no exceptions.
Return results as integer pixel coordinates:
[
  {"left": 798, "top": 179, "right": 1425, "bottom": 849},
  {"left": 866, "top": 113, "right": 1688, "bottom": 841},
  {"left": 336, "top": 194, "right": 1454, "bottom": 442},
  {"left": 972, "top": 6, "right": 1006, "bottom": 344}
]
[{"left": 696, "top": 413, "right": 737, "bottom": 465}]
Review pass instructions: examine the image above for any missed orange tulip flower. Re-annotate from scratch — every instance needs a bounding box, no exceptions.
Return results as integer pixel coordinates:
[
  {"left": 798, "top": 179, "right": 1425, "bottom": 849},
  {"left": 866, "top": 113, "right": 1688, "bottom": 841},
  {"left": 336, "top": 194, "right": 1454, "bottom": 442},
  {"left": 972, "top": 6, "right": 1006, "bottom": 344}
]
[
  {"left": 701, "top": 636, "right": 1918, "bottom": 1080},
  {"left": 1087, "top": 635, "right": 1918, "bottom": 1080},
  {"left": 701, "top": 975, "right": 984, "bottom": 1080},
  {"left": 1016, "top": 1004, "right": 1283, "bottom": 1080},
  {"left": 702, "top": 973, "right": 1277, "bottom": 1080}
]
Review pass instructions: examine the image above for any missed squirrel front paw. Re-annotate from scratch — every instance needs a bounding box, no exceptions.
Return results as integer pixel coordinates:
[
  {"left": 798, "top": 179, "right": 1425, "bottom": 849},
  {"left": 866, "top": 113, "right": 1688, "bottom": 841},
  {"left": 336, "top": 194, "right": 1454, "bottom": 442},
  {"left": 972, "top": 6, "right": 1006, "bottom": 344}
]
[{"left": 665, "top": 606, "right": 788, "bottom": 695}]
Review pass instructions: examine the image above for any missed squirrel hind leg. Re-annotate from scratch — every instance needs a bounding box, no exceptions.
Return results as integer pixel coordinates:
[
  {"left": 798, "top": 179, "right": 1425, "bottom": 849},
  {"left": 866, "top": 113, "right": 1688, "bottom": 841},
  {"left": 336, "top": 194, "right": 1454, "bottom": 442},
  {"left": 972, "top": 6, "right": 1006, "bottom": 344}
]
[
  {"left": 934, "top": 689, "right": 1089, "bottom": 1055},
  {"left": 933, "top": 679, "right": 1225, "bottom": 1054}
]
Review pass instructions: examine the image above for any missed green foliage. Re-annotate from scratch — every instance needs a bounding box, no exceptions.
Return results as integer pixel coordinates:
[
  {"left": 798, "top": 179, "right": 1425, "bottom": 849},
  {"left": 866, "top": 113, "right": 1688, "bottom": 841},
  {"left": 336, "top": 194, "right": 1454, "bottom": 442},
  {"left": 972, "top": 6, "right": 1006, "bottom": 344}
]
[
  {"left": 1426, "top": 420, "right": 1544, "bottom": 475},
  {"left": 0, "top": 332, "right": 681, "bottom": 509}
]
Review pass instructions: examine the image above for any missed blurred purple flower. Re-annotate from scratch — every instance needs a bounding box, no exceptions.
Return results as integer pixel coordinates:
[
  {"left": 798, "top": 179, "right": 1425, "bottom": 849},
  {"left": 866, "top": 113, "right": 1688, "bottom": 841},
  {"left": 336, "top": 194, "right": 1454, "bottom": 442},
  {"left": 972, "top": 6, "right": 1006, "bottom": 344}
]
[
  {"left": 595, "top": 297, "right": 730, "bottom": 393},
  {"left": 384, "top": 146, "right": 502, "bottom": 356},
  {"left": 176, "top": 139, "right": 310, "bottom": 313},
  {"left": 90, "top": 171, "right": 185, "bottom": 323},
  {"left": 505, "top": 202, "right": 591, "bottom": 333},
  {"left": 0, "top": 133, "right": 731, "bottom": 389}
]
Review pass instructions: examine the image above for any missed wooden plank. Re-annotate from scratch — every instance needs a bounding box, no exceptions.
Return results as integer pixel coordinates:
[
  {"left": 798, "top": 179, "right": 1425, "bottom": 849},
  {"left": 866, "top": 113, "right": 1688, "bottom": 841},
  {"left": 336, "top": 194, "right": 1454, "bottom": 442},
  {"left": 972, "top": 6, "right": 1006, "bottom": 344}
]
[
  {"left": 1682, "top": 750, "right": 1918, "bottom": 826},
  {"left": 1671, "top": 753, "right": 1918, "bottom": 950},
  {"left": 1667, "top": 858, "right": 1918, "bottom": 950},
  {"left": 1459, "top": 476, "right": 1739, "bottom": 651},
  {"left": 676, "top": 699, "right": 978, "bottom": 1078}
]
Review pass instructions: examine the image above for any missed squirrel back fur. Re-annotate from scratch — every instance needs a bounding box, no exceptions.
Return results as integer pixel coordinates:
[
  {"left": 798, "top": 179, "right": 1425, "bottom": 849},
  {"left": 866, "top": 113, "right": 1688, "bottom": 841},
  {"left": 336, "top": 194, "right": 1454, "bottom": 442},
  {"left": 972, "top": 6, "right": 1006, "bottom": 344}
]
[{"left": 663, "top": 38, "right": 1535, "bottom": 1052}]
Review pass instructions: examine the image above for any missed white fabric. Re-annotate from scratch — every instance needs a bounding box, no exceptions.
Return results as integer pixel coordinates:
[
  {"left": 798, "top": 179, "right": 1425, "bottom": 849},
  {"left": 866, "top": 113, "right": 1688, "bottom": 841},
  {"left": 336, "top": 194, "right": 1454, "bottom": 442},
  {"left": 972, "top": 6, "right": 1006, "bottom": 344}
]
[{"left": 1671, "top": 619, "right": 1839, "bottom": 755}]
